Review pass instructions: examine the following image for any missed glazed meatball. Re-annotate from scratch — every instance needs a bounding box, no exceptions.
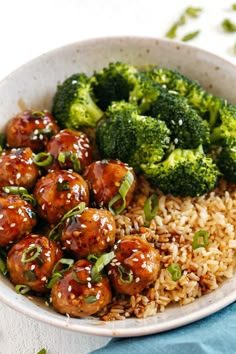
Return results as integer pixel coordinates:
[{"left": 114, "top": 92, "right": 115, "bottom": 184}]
[
  {"left": 6, "top": 110, "right": 59, "bottom": 152},
  {"left": 33, "top": 170, "right": 89, "bottom": 225},
  {"left": 0, "top": 193, "right": 36, "bottom": 247},
  {"left": 51, "top": 259, "right": 112, "bottom": 317},
  {"left": 7, "top": 234, "right": 63, "bottom": 293},
  {"left": 107, "top": 236, "right": 160, "bottom": 295},
  {"left": 45, "top": 129, "right": 92, "bottom": 172},
  {"left": 60, "top": 208, "right": 116, "bottom": 258},
  {"left": 83, "top": 159, "right": 137, "bottom": 212},
  {"left": 0, "top": 147, "right": 39, "bottom": 190}
]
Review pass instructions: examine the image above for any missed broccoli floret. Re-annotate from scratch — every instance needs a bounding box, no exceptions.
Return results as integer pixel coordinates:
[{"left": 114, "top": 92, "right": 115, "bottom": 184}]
[
  {"left": 91, "top": 62, "right": 138, "bottom": 110},
  {"left": 96, "top": 101, "right": 170, "bottom": 173},
  {"left": 144, "top": 145, "right": 219, "bottom": 197},
  {"left": 211, "top": 104, "right": 236, "bottom": 144},
  {"left": 147, "top": 67, "right": 192, "bottom": 96},
  {"left": 147, "top": 67, "right": 224, "bottom": 128},
  {"left": 150, "top": 92, "right": 210, "bottom": 149},
  {"left": 129, "top": 72, "right": 162, "bottom": 114},
  {"left": 52, "top": 73, "right": 103, "bottom": 129},
  {"left": 217, "top": 137, "right": 236, "bottom": 182}
]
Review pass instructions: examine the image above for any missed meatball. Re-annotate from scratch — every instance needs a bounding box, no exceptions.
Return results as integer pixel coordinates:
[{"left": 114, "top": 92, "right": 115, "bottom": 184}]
[
  {"left": 0, "top": 147, "right": 39, "bottom": 190},
  {"left": 0, "top": 193, "right": 37, "bottom": 247},
  {"left": 7, "top": 234, "right": 63, "bottom": 293},
  {"left": 107, "top": 236, "right": 160, "bottom": 295},
  {"left": 83, "top": 159, "right": 137, "bottom": 213},
  {"left": 6, "top": 110, "right": 59, "bottom": 152},
  {"left": 45, "top": 129, "right": 92, "bottom": 172},
  {"left": 60, "top": 208, "right": 116, "bottom": 258},
  {"left": 33, "top": 170, "right": 89, "bottom": 225},
  {"left": 51, "top": 259, "right": 112, "bottom": 317}
]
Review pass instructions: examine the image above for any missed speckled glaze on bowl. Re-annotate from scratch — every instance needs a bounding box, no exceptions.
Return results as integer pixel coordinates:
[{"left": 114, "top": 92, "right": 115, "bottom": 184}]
[{"left": 0, "top": 36, "right": 236, "bottom": 337}]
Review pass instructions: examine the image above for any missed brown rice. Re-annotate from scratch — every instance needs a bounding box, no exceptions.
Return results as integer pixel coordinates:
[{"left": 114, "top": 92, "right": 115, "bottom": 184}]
[{"left": 97, "top": 176, "right": 236, "bottom": 321}]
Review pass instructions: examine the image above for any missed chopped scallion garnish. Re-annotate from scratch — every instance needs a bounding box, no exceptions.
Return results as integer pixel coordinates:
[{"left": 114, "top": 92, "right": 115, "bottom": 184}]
[
  {"left": 91, "top": 251, "right": 115, "bottom": 283},
  {"left": 21, "top": 244, "right": 42, "bottom": 264},
  {"left": 36, "top": 349, "right": 47, "bottom": 354},
  {"left": 33, "top": 152, "right": 53, "bottom": 167},
  {"left": 167, "top": 263, "right": 182, "bottom": 281},
  {"left": 56, "top": 180, "right": 70, "bottom": 191},
  {"left": 15, "top": 284, "right": 31, "bottom": 294},
  {"left": 222, "top": 19, "right": 236, "bottom": 32},
  {"left": 182, "top": 30, "right": 200, "bottom": 42},
  {"left": 72, "top": 269, "right": 87, "bottom": 285},
  {"left": 108, "top": 170, "right": 134, "bottom": 215},
  {"left": 47, "top": 258, "right": 74, "bottom": 288},
  {"left": 48, "top": 202, "right": 86, "bottom": 241},
  {"left": 192, "top": 230, "right": 209, "bottom": 249},
  {"left": 2, "top": 186, "right": 28, "bottom": 195},
  {"left": 0, "top": 248, "right": 7, "bottom": 276},
  {"left": 84, "top": 295, "right": 98, "bottom": 303},
  {"left": 144, "top": 193, "right": 158, "bottom": 221},
  {"left": 118, "top": 265, "right": 134, "bottom": 284}
]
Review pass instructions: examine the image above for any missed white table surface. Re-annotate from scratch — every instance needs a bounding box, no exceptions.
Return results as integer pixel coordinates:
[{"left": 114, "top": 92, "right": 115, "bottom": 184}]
[{"left": 1, "top": 0, "right": 236, "bottom": 353}]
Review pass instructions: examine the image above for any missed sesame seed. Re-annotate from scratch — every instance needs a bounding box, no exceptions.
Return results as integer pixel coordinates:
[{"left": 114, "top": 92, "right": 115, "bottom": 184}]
[
  {"left": 106, "top": 237, "right": 110, "bottom": 242},
  {"left": 132, "top": 258, "right": 139, "bottom": 262},
  {"left": 140, "top": 254, "right": 145, "bottom": 259},
  {"left": 0, "top": 214, "right": 3, "bottom": 219},
  {"left": 0, "top": 226, "right": 4, "bottom": 230},
  {"left": 108, "top": 270, "right": 112, "bottom": 275},
  {"left": 87, "top": 277, "right": 92, "bottom": 281},
  {"left": 41, "top": 276, "right": 47, "bottom": 281},
  {"left": 58, "top": 292, "right": 62, "bottom": 298},
  {"left": 66, "top": 240, "right": 71, "bottom": 245},
  {"left": 135, "top": 277, "right": 140, "bottom": 283},
  {"left": 68, "top": 285, "right": 72, "bottom": 292},
  {"left": 10, "top": 223, "right": 16, "bottom": 228},
  {"left": 8, "top": 205, "right": 14, "bottom": 209},
  {"left": 88, "top": 282, "right": 92, "bottom": 288},
  {"left": 31, "top": 264, "right": 36, "bottom": 271},
  {"left": 39, "top": 134, "right": 44, "bottom": 140},
  {"left": 23, "top": 217, "right": 28, "bottom": 222}
]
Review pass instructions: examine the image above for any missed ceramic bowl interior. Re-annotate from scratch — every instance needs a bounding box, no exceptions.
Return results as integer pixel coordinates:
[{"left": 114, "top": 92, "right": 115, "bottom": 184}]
[{"left": 1, "top": 37, "right": 236, "bottom": 337}]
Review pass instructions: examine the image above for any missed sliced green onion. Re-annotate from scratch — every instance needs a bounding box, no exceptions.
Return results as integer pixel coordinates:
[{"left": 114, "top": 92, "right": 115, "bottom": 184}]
[
  {"left": 72, "top": 269, "right": 87, "bottom": 285},
  {"left": 222, "top": 19, "right": 236, "bottom": 32},
  {"left": 192, "top": 230, "right": 209, "bottom": 249},
  {"left": 23, "top": 270, "right": 37, "bottom": 281},
  {"left": 52, "top": 258, "right": 74, "bottom": 274},
  {"left": 118, "top": 265, "right": 134, "bottom": 284},
  {"left": 108, "top": 170, "right": 134, "bottom": 215},
  {"left": 47, "top": 258, "right": 74, "bottom": 289},
  {"left": 70, "top": 153, "right": 81, "bottom": 172},
  {"left": 33, "top": 152, "right": 53, "bottom": 167},
  {"left": 15, "top": 284, "right": 31, "bottom": 294},
  {"left": 2, "top": 186, "right": 28, "bottom": 195},
  {"left": 58, "top": 152, "right": 68, "bottom": 164},
  {"left": 36, "top": 349, "right": 47, "bottom": 354},
  {"left": 84, "top": 295, "right": 98, "bottom": 303},
  {"left": 21, "top": 244, "right": 42, "bottom": 264},
  {"left": 232, "top": 4, "right": 236, "bottom": 10},
  {"left": 56, "top": 180, "right": 70, "bottom": 191},
  {"left": 182, "top": 30, "right": 200, "bottom": 42},
  {"left": 21, "top": 194, "right": 37, "bottom": 207},
  {"left": 32, "top": 111, "right": 45, "bottom": 118},
  {"left": 48, "top": 202, "right": 86, "bottom": 241},
  {"left": 87, "top": 254, "right": 98, "bottom": 263},
  {"left": 46, "top": 272, "right": 63, "bottom": 289},
  {"left": 165, "top": 23, "right": 179, "bottom": 39},
  {"left": 167, "top": 263, "right": 182, "bottom": 281},
  {"left": 91, "top": 251, "right": 115, "bottom": 283},
  {"left": 144, "top": 193, "right": 158, "bottom": 221},
  {"left": 185, "top": 7, "right": 202, "bottom": 18}
]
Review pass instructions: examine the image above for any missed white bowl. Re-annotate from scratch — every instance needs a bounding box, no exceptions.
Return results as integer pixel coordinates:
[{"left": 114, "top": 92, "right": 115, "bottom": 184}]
[{"left": 1, "top": 36, "right": 236, "bottom": 337}]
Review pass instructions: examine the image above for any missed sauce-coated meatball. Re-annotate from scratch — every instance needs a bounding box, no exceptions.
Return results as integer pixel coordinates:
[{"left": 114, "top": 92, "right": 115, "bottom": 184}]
[
  {"left": 0, "top": 193, "right": 36, "bottom": 247},
  {"left": 6, "top": 110, "right": 59, "bottom": 152},
  {"left": 107, "top": 236, "right": 160, "bottom": 295},
  {"left": 33, "top": 170, "right": 89, "bottom": 225},
  {"left": 83, "top": 159, "right": 137, "bottom": 212},
  {"left": 0, "top": 147, "right": 39, "bottom": 190},
  {"left": 60, "top": 208, "right": 116, "bottom": 258},
  {"left": 45, "top": 129, "right": 92, "bottom": 172},
  {"left": 7, "top": 234, "right": 63, "bottom": 293},
  {"left": 51, "top": 259, "right": 112, "bottom": 317}
]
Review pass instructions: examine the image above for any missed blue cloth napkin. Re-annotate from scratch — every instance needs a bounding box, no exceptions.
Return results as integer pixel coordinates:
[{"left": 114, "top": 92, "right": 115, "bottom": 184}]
[{"left": 90, "top": 301, "right": 236, "bottom": 354}]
